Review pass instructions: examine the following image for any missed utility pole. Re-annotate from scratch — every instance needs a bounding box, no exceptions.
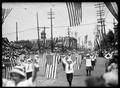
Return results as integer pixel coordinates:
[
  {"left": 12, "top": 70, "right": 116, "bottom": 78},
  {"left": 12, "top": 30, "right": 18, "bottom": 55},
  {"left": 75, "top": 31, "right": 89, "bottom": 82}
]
[
  {"left": 95, "top": 2, "right": 105, "bottom": 50},
  {"left": 36, "top": 12, "right": 40, "bottom": 53},
  {"left": 16, "top": 22, "right": 18, "bottom": 42},
  {"left": 67, "top": 27, "right": 70, "bottom": 50},
  {"left": 48, "top": 8, "right": 55, "bottom": 53}
]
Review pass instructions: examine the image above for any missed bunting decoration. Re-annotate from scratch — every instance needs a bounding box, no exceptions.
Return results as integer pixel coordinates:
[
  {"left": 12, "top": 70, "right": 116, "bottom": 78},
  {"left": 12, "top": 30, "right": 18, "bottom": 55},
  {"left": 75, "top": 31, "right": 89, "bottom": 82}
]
[{"left": 2, "top": 8, "right": 12, "bottom": 24}]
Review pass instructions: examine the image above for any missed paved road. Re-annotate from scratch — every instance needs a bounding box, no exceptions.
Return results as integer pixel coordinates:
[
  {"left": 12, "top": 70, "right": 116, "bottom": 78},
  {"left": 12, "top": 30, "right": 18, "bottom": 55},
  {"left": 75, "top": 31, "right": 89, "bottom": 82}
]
[{"left": 35, "top": 56, "right": 106, "bottom": 87}]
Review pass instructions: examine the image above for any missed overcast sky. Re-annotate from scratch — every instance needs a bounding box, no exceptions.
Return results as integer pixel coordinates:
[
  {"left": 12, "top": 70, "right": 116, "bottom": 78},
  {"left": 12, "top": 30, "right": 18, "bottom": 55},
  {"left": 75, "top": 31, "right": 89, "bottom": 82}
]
[{"left": 2, "top": 2, "right": 116, "bottom": 45}]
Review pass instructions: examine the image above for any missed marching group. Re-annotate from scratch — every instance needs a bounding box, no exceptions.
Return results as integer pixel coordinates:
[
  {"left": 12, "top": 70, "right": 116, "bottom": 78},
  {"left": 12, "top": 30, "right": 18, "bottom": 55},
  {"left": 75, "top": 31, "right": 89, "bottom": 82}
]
[
  {"left": 85, "top": 49, "right": 118, "bottom": 87},
  {"left": 2, "top": 48, "right": 118, "bottom": 87},
  {"left": 58, "top": 51, "right": 97, "bottom": 87}
]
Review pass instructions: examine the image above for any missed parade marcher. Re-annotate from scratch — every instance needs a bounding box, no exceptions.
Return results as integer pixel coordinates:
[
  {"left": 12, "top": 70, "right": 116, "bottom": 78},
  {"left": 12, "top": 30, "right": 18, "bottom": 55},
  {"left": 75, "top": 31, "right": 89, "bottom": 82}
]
[
  {"left": 26, "top": 59, "right": 33, "bottom": 79},
  {"left": 2, "top": 59, "right": 39, "bottom": 87},
  {"left": 61, "top": 53, "right": 66, "bottom": 71},
  {"left": 91, "top": 54, "right": 96, "bottom": 71},
  {"left": 62, "top": 53, "right": 76, "bottom": 87},
  {"left": 85, "top": 54, "right": 92, "bottom": 76},
  {"left": 106, "top": 54, "right": 118, "bottom": 72}
]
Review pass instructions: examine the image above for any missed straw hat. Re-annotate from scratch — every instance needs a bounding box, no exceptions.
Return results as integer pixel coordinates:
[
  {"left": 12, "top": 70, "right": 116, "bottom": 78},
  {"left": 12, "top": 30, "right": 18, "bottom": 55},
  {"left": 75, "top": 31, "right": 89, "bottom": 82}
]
[{"left": 10, "top": 66, "right": 26, "bottom": 78}]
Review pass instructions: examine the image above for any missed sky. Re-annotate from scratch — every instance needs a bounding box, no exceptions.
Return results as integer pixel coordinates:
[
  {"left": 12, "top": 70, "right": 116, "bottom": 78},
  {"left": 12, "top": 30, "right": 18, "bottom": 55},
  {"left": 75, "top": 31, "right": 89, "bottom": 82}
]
[{"left": 2, "top": 2, "right": 117, "bottom": 46}]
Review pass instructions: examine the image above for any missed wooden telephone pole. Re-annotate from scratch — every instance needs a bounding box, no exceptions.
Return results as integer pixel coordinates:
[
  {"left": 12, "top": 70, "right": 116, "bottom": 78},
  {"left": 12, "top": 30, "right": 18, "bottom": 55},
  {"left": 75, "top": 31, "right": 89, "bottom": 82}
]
[
  {"left": 36, "top": 12, "right": 40, "bottom": 53},
  {"left": 16, "top": 22, "right": 18, "bottom": 42},
  {"left": 95, "top": 2, "right": 106, "bottom": 50},
  {"left": 48, "top": 8, "right": 55, "bottom": 53}
]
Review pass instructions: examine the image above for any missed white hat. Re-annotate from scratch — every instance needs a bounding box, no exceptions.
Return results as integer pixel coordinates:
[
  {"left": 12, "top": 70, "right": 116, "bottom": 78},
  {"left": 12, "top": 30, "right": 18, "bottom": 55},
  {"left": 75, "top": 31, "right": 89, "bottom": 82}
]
[{"left": 10, "top": 66, "right": 26, "bottom": 78}]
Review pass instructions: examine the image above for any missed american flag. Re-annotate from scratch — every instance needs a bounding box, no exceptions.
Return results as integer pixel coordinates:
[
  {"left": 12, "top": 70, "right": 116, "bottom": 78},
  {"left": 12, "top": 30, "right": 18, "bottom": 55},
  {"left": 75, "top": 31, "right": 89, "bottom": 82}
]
[
  {"left": 45, "top": 53, "right": 60, "bottom": 79},
  {"left": 73, "top": 54, "right": 82, "bottom": 70},
  {"left": 66, "top": 2, "right": 82, "bottom": 27},
  {"left": 94, "top": 38, "right": 100, "bottom": 48}
]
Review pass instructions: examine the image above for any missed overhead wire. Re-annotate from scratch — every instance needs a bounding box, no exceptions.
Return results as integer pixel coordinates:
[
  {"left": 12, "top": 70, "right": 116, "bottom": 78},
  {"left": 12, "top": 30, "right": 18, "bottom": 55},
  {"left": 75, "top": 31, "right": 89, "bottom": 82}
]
[{"left": 3, "top": 22, "right": 98, "bottom": 36}]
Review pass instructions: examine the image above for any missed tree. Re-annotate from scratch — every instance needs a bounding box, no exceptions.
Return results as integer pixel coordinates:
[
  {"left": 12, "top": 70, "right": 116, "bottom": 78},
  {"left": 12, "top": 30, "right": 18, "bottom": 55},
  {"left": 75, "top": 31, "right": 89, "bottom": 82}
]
[
  {"left": 114, "top": 25, "right": 118, "bottom": 43},
  {"left": 106, "top": 30, "right": 115, "bottom": 47}
]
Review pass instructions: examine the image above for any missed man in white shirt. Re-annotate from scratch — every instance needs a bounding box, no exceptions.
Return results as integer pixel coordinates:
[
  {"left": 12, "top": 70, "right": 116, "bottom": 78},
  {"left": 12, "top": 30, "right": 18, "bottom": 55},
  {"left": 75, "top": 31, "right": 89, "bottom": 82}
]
[
  {"left": 62, "top": 53, "right": 76, "bottom": 87},
  {"left": 26, "top": 59, "right": 33, "bottom": 79},
  {"left": 85, "top": 54, "right": 92, "bottom": 76}
]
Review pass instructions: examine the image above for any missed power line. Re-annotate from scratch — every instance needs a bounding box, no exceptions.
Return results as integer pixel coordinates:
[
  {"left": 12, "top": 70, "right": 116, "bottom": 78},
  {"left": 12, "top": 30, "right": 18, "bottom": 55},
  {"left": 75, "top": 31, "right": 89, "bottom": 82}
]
[
  {"left": 3, "top": 22, "right": 100, "bottom": 36},
  {"left": 3, "top": 27, "right": 37, "bottom": 36}
]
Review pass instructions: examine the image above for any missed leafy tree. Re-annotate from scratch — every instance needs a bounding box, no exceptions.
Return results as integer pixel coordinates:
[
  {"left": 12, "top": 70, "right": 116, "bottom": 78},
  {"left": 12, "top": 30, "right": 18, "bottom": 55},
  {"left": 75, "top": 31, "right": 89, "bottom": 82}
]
[{"left": 106, "top": 30, "right": 115, "bottom": 47}]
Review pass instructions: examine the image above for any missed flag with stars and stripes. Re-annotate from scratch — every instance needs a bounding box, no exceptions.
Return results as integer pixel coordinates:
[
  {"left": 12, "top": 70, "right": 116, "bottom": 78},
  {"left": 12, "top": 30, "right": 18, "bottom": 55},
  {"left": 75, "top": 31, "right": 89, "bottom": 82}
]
[
  {"left": 66, "top": 2, "right": 82, "bottom": 27},
  {"left": 45, "top": 53, "right": 60, "bottom": 79}
]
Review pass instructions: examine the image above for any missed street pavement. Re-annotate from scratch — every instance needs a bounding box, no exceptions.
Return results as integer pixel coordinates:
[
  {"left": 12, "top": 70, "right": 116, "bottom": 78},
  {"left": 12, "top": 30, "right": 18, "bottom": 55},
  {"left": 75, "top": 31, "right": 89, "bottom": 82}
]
[{"left": 35, "top": 55, "right": 106, "bottom": 87}]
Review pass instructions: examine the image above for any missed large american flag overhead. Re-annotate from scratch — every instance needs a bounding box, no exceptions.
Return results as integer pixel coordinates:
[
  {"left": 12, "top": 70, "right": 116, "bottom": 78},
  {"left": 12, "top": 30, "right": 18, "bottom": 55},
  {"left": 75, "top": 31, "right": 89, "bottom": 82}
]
[{"left": 66, "top": 2, "right": 82, "bottom": 27}]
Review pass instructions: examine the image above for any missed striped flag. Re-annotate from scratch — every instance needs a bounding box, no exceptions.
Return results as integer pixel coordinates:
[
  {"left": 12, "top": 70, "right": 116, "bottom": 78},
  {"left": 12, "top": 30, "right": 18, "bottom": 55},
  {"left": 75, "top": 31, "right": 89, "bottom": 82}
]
[
  {"left": 45, "top": 53, "right": 59, "bottom": 79},
  {"left": 66, "top": 2, "right": 82, "bottom": 27},
  {"left": 94, "top": 38, "right": 100, "bottom": 48},
  {"left": 97, "top": 26, "right": 103, "bottom": 41},
  {"left": 73, "top": 54, "right": 82, "bottom": 70}
]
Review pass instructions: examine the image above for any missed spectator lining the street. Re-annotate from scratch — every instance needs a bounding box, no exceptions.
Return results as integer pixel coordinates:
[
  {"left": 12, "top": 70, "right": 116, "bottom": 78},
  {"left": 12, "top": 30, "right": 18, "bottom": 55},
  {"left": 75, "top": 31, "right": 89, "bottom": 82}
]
[
  {"left": 2, "top": 58, "right": 39, "bottom": 87},
  {"left": 104, "top": 52, "right": 113, "bottom": 72},
  {"left": 102, "top": 68, "right": 118, "bottom": 87}
]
